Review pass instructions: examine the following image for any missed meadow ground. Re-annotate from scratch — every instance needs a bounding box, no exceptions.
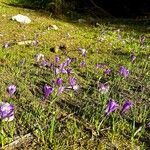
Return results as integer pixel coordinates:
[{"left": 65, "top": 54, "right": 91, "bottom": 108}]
[{"left": 0, "top": 0, "right": 150, "bottom": 149}]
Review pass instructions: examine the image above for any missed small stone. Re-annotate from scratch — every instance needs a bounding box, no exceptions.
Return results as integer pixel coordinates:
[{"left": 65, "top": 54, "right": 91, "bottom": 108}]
[
  {"left": 12, "top": 14, "right": 31, "bottom": 24},
  {"left": 78, "top": 19, "right": 86, "bottom": 23},
  {"left": 0, "top": 33, "right": 3, "bottom": 37}
]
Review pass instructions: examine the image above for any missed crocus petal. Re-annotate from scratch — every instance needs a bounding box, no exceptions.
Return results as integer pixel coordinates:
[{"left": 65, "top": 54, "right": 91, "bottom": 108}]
[
  {"left": 57, "top": 86, "right": 65, "bottom": 95},
  {"left": 3, "top": 115, "right": 14, "bottom": 122},
  {"left": 79, "top": 48, "right": 86, "bottom": 56},
  {"left": 40, "top": 60, "right": 48, "bottom": 67},
  {"left": 72, "top": 85, "right": 79, "bottom": 91},
  {"left": 66, "top": 69, "right": 72, "bottom": 75},
  {"left": 131, "top": 53, "right": 136, "bottom": 63},
  {"left": 49, "top": 63, "right": 54, "bottom": 70},
  {"left": 55, "top": 68, "right": 60, "bottom": 75},
  {"left": 61, "top": 68, "right": 67, "bottom": 74},
  {"left": 65, "top": 58, "right": 72, "bottom": 66},
  {"left": 60, "top": 63, "right": 67, "bottom": 74}
]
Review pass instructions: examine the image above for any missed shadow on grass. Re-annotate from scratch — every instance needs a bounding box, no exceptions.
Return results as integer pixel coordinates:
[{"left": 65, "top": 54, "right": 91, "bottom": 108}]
[{"left": 3, "top": 1, "right": 150, "bottom": 35}]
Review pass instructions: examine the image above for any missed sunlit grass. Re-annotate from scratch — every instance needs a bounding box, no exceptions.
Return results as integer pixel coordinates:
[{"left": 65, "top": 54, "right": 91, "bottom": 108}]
[{"left": 0, "top": 0, "right": 150, "bottom": 149}]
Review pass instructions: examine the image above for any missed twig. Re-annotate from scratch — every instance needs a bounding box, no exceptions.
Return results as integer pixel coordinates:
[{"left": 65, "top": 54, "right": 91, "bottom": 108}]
[{"left": 1, "top": 133, "right": 34, "bottom": 150}]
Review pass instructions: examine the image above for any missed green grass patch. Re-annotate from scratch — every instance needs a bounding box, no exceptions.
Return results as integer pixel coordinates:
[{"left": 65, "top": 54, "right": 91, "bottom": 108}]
[{"left": 0, "top": 0, "right": 150, "bottom": 149}]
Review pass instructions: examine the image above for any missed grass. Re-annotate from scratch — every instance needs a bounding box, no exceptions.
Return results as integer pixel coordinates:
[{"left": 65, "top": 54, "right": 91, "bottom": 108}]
[{"left": 0, "top": 0, "right": 150, "bottom": 149}]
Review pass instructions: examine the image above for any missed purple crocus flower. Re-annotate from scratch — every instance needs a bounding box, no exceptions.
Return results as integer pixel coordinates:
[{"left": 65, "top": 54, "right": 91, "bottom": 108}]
[
  {"left": 104, "top": 68, "right": 111, "bottom": 75},
  {"left": 57, "top": 86, "right": 65, "bottom": 95},
  {"left": 61, "top": 68, "right": 67, "bottom": 74},
  {"left": 131, "top": 53, "right": 136, "bottom": 63},
  {"left": 65, "top": 58, "right": 72, "bottom": 66},
  {"left": 49, "top": 63, "right": 54, "bottom": 70},
  {"left": 120, "top": 100, "right": 133, "bottom": 114},
  {"left": 3, "top": 43, "right": 10, "bottom": 48},
  {"left": 7, "top": 85, "right": 16, "bottom": 96},
  {"left": 43, "top": 85, "right": 53, "bottom": 99},
  {"left": 55, "top": 56, "right": 60, "bottom": 63},
  {"left": 96, "top": 63, "right": 103, "bottom": 69},
  {"left": 40, "top": 60, "right": 48, "bottom": 67},
  {"left": 55, "top": 78, "right": 63, "bottom": 86},
  {"left": 69, "top": 77, "right": 76, "bottom": 87},
  {"left": 119, "top": 66, "right": 129, "bottom": 78},
  {"left": 147, "top": 122, "right": 150, "bottom": 128},
  {"left": 60, "top": 63, "right": 67, "bottom": 74},
  {"left": 0, "top": 102, "right": 14, "bottom": 121},
  {"left": 78, "top": 48, "right": 86, "bottom": 57},
  {"left": 67, "top": 84, "right": 79, "bottom": 91},
  {"left": 80, "top": 61, "right": 86, "bottom": 67},
  {"left": 105, "top": 99, "right": 119, "bottom": 116},
  {"left": 19, "top": 59, "right": 25, "bottom": 67},
  {"left": 72, "top": 84, "right": 79, "bottom": 91},
  {"left": 66, "top": 68, "right": 72, "bottom": 75},
  {"left": 98, "top": 83, "right": 109, "bottom": 94}
]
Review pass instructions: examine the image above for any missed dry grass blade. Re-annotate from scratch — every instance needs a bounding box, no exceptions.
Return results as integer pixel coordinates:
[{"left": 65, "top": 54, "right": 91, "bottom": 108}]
[{"left": 1, "top": 133, "right": 34, "bottom": 150}]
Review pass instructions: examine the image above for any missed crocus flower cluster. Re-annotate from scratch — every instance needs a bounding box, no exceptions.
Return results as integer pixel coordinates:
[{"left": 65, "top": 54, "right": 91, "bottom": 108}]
[
  {"left": 105, "top": 99, "right": 133, "bottom": 116},
  {"left": 54, "top": 58, "right": 73, "bottom": 75}
]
